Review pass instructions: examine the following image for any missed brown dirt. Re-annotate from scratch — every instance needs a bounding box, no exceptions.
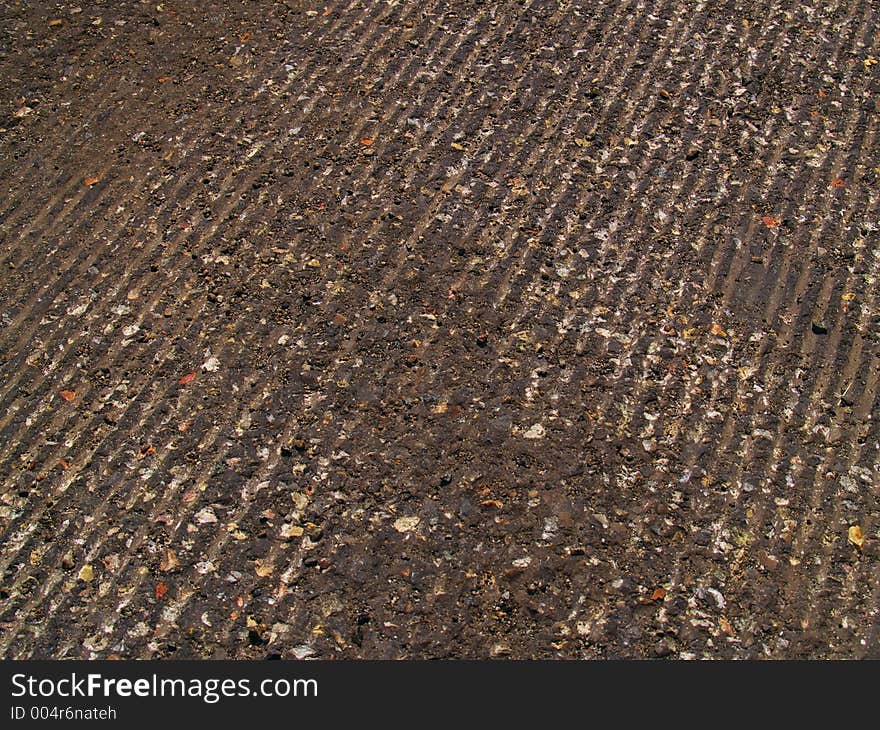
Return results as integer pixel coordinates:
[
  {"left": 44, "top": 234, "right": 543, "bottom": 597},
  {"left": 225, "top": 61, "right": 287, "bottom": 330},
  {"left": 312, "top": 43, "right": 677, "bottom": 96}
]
[{"left": 1, "top": 0, "right": 879, "bottom": 659}]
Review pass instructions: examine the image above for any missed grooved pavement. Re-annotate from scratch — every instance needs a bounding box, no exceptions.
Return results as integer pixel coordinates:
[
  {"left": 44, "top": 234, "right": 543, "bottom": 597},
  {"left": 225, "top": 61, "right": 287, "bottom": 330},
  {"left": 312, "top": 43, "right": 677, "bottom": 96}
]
[{"left": 0, "top": 0, "right": 878, "bottom": 658}]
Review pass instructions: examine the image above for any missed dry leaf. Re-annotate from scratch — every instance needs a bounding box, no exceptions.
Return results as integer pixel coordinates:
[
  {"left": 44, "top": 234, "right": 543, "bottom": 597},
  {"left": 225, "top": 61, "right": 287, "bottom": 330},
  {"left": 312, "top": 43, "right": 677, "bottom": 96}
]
[
  {"left": 280, "top": 524, "right": 304, "bottom": 539},
  {"left": 651, "top": 587, "right": 666, "bottom": 601},
  {"left": 178, "top": 372, "right": 196, "bottom": 385},
  {"left": 78, "top": 564, "right": 94, "bottom": 582},
  {"left": 159, "top": 549, "right": 179, "bottom": 572},
  {"left": 255, "top": 561, "right": 274, "bottom": 577},
  {"left": 830, "top": 178, "right": 846, "bottom": 188},
  {"left": 848, "top": 525, "right": 865, "bottom": 550},
  {"left": 359, "top": 136, "right": 374, "bottom": 146},
  {"left": 59, "top": 390, "right": 76, "bottom": 401},
  {"left": 760, "top": 216, "right": 780, "bottom": 228},
  {"left": 84, "top": 176, "right": 100, "bottom": 186},
  {"left": 155, "top": 582, "right": 169, "bottom": 599},
  {"left": 710, "top": 323, "right": 727, "bottom": 337}
]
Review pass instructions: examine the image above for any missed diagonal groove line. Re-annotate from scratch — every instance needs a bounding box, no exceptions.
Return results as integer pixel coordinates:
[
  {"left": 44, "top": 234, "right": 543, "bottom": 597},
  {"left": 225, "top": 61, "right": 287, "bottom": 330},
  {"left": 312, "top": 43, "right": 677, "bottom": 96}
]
[
  {"left": 0, "top": 0, "right": 360, "bottom": 242},
  {"left": 0, "top": 0, "right": 431, "bottom": 370},
  {"left": 48, "top": 0, "right": 628, "bottom": 656},
  {"left": 0, "top": 0, "right": 429, "bottom": 362},
  {"left": 1, "top": 0, "right": 584, "bottom": 656},
  {"left": 467, "top": 1, "right": 802, "bottom": 622},
  {"left": 384, "top": 0, "right": 740, "bottom": 497},
  {"left": 262, "top": 0, "right": 844, "bottom": 656},
  {"left": 189, "top": 0, "right": 772, "bottom": 652},
  {"left": 614, "top": 0, "right": 879, "bottom": 653},
  {"left": 0, "top": 0, "right": 488, "bottom": 632},
  {"left": 56, "top": 0, "right": 804, "bottom": 656},
  {"left": 477, "top": 3, "right": 738, "bottom": 358},
  {"left": 831, "top": 254, "right": 880, "bottom": 654},
  {"left": 198, "top": 0, "right": 708, "bottom": 644},
  {"left": 783, "top": 149, "right": 879, "bottom": 649},
  {"left": 687, "top": 9, "right": 878, "bottom": 651},
  {"left": 402, "top": 0, "right": 876, "bottom": 656},
  {"left": 0, "top": 0, "right": 516, "bottom": 403},
  {"left": 44, "top": 0, "right": 656, "bottom": 656},
  {"left": 474, "top": 0, "right": 796, "bottom": 464},
  {"left": 1, "top": 0, "right": 875, "bottom": 658},
  {"left": 0, "top": 0, "right": 524, "bottom": 556},
  {"left": 0, "top": 1, "right": 776, "bottom": 648},
  {"left": 0, "top": 0, "right": 516, "bottom": 620},
  {"left": 0, "top": 0, "right": 470, "bottom": 460},
  {"left": 643, "top": 22, "right": 873, "bottom": 653}
]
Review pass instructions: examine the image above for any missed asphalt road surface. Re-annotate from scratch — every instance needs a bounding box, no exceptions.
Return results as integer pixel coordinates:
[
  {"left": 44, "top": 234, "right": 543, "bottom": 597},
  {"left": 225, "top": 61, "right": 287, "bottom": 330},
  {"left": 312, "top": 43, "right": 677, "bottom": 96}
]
[{"left": 1, "top": 0, "right": 879, "bottom": 659}]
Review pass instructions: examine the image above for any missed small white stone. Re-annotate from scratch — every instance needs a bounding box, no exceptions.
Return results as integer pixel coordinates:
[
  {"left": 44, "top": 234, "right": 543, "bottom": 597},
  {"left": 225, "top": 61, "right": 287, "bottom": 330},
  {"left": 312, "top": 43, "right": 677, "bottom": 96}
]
[
  {"left": 523, "top": 423, "right": 546, "bottom": 439},
  {"left": 195, "top": 507, "right": 217, "bottom": 524},
  {"left": 291, "top": 645, "right": 316, "bottom": 659},
  {"left": 393, "top": 516, "right": 420, "bottom": 533}
]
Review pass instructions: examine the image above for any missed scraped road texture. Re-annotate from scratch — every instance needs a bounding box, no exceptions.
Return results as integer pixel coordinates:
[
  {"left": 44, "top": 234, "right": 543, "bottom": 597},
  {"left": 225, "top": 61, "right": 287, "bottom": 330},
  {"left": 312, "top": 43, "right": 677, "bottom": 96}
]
[{"left": 0, "top": 0, "right": 878, "bottom": 660}]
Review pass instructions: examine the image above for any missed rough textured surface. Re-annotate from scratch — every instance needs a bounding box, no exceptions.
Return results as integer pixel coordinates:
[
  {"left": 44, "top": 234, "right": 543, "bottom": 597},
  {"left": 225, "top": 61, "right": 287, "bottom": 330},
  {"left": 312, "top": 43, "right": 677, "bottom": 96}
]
[{"left": 1, "top": 0, "right": 879, "bottom": 659}]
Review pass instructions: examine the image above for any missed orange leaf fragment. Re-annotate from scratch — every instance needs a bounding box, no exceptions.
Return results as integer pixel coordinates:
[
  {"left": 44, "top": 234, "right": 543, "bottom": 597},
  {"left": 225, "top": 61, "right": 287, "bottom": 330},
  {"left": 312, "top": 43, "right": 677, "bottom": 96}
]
[
  {"left": 359, "top": 136, "right": 374, "bottom": 146},
  {"left": 59, "top": 389, "right": 76, "bottom": 401},
  {"left": 83, "top": 176, "right": 100, "bottom": 186},
  {"left": 178, "top": 372, "right": 196, "bottom": 385},
  {"left": 710, "top": 323, "right": 727, "bottom": 337},
  {"left": 830, "top": 178, "right": 846, "bottom": 188},
  {"left": 138, "top": 445, "right": 156, "bottom": 458},
  {"left": 239, "top": 32, "right": 251, "bottom": 41},
  {"left": 155, "top": 582, "right": 169, "bottom": 599},
  {"left": 651, "top": 588, "right": 666, "bottom": 601},
  {"left": 760, "top": 216, "right": 780, "bottom": 228}
]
